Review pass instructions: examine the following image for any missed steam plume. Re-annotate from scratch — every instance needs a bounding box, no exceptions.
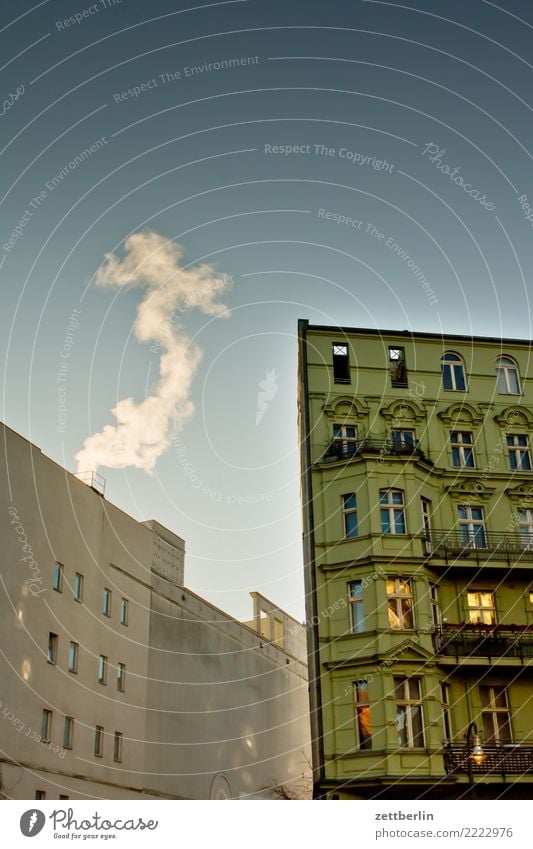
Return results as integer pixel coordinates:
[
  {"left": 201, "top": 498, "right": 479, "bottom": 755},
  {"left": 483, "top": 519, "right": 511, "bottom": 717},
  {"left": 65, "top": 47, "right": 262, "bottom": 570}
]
[{"left": 75, "top": 231, "right": 230, "bottom": 474}]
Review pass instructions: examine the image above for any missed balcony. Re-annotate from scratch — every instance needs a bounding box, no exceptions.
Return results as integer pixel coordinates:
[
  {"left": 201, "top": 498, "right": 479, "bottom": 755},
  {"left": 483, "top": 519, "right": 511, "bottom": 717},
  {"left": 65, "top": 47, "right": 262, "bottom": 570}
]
[
  {"left": 444, "top": 742, "right": 533, "bottom": 775},
  {"left": 428, "top": 530, "right": 533, "bottom": 563},
  {"left": 434, "top": 623, "right": 533, "bottom": 661},
  {"left": 323, "top": 436, "right": 425, "bottom": 462}
]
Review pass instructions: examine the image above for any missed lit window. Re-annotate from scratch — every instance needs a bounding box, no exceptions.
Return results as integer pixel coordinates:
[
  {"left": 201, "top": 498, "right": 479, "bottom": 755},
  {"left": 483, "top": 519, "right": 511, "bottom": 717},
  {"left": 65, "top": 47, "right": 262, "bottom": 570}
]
[
  {"left": 342, "top": 493, "right": 358, "bottom": 539},
  {"left": 117, "top": 663, "right": 126, "bottom": 692},
  {"left": 73, "top": 573, "right": 84, "bottom": 602},
  {"left": 348, "top": 580, "right": 366, "bottom": 633},
  {"left": 63, "top": 716, "right": 74, "bottom": 749},
  {"left": 441, "top": 352, "right": 466, "bottom": 391},
  {"left": 332, "top": 343, "right": 350, "bottom": 383},
  {"left": 94, "top": 725, "right": 104, "bottom": 757},
  {"left": 507, "top": 435, "right": 531, "bottom": 471},
  {"left": 98, "top": 655, "right": 108, "bottom": 685},
  {"left": 496, "top": 357, "right": 521, "bottom": 395},
  {"left": 113, "top": 731, "right": 123, "bottom": 763},
  {"left": 441, "top": 683, "right": 452, "bottom": 742},
  {"left": 389, "top": 346, "right": 408, "bottom": 387},
  {"left": 47, "top": 633, "right": 58, "bottom": 664},
  {"left": 393, "top": 677, "right": 424, "bottom": 748},
  {"left": 103, "top": 589, "right": 112, "bottom": 617},
  {"left": 68, "top": 642, "right": 79, "bottom": 673},
  {"left": 333, "top": 423, "right": 358, "bottom": 458},
  {"left": 480, "top": 685, "right": 511, "bottom": 743},
  {"left": 467, "top": 591, "right": 496, "bottom": 625},
  {"left": 53, "top": 562, "right": 63, "bottom": 592},
  {"left": 120, "top": 598, "right": 129, "bottom": 626},
  {"left": 380, "top": 489, "right": 406, "bottom": 534},
  {"left": 458, "top": 505, "right": 486, "bottom": 549},
  {"left": 518, "top": 509, "right": 533, "bottom": 549},
  {"left": 386, "top": 578, "right": 414, "bottom": 629},
  {"left": 450, "top": 431, "right": 475, "bottom": 468},
  {"left": 40, "top": 709, "right": 52, "bottom": 743},
  {"left": 353, "top": 681, "right": 372, "bottom": 750}
]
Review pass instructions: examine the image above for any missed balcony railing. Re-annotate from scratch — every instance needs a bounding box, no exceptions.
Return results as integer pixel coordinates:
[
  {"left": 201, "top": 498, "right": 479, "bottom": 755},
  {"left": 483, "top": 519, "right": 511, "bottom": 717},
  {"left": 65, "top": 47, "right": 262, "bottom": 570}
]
[
  {"left": 323, "top": 436, "right": 425, "bottom": 462},
  {"left": 428, "top": 530, "right": 533, "bottom": 561},
  {"left": 444, "top": 742, "right": 533, "bottom": 775},
  {"left": 434, "top": 624, "right": 533, "bottom": 660}
]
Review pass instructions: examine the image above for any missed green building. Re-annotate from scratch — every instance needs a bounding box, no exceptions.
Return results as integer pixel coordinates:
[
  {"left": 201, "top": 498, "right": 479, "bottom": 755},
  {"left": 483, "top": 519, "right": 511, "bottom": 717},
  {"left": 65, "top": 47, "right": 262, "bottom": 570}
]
[{"left": 298, "top": 321, "right": 533, "bottom": 799}]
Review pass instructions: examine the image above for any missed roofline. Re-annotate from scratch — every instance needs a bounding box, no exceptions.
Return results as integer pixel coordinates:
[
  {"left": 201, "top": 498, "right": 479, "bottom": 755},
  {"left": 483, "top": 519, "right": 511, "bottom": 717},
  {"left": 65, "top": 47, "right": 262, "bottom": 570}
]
[{"left": 299, "top": 320, "right": 533, "bottom": 347}]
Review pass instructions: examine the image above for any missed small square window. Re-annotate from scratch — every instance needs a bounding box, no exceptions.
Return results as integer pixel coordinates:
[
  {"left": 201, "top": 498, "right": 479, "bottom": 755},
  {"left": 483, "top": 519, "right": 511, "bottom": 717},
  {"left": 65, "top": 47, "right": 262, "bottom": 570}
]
[
  {"left": 53, "top": 562, "right": 63, "bottom": 592},
  {"left": 73, "top": 573, "right": 84, "bottom": 602}
]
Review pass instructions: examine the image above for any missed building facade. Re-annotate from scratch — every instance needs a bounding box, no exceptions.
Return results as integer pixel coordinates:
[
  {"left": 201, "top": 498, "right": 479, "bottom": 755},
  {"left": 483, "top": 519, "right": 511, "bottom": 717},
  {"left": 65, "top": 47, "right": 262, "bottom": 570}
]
[
  {"left": 0, "top": 422, "right": 310, "bottom": 800},
  {"left": 298, "top": 320, "right": 533, "bottom": 799}
]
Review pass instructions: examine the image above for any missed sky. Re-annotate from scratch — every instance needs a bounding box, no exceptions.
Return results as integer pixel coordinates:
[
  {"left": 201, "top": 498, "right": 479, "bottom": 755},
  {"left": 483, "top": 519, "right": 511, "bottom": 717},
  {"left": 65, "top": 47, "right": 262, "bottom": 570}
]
[{"left": 2, "top": 0, "right": 533, "bottom": 620}]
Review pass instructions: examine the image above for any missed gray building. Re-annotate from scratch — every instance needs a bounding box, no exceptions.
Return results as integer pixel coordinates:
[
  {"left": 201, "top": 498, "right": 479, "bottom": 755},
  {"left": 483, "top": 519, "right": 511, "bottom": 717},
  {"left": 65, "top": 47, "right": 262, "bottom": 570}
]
[{"left": 0, "top": 422, "right": 310, "bottom": 800}]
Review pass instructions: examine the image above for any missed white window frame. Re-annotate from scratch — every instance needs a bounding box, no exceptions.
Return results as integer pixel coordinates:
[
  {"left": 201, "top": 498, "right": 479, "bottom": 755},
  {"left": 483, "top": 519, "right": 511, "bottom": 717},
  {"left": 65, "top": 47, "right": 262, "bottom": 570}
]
[
  {"left": 342, "top": 493, "right": 358, "bottom": 539},
  {"left": 380, "top": 489, "right": 406, "bottom": 535},
  {"left": 518, "top": 508, "right": 533, "bottom": 549},
  {"left": 450, "top": 431, "right": 475, "bottom": 468},
  {"left": 507, "top": 434, "right": 532, "bottom": 471},
  {"left": 73, "top": 572, "right": 84, "bottom": 602},
  {"left": 353, "top": 680, "right": 372, "bottom": 750},
  {"left": 458, "top": 505, "right": 487, "bottom": 549},
  {"left": 120, "top": 597, "right": 129, "bottom": 626},
  {"left": 386, "top": 577, "right": 414, "bottom": 630},
  {"left": 480, "top": 685, "right": 512, "bottom": 743},
  {"left": 103, "top": 588, "right": 112, "bottom": 617},
  {"left": 441, "top": 352, "right": 467, "bottom": 391},
  {"left": 393, "top": 677, "right": 425, "bottom": 749},
  {"left": 117, "top": 663, "right": 126, "bottom": 692},
  {"left": 98, "top": 655, "right": 108, "bottom": 685},
  {"left": 68, "top": 641, "right": 79, "bottom": 673},
  {"left": 467, "top": 590, "right": 496, "bottom": 625},
  {"left": 348, "top": 580, "right": 366, "bottom": 633},
  {"left": 496, "top": 356, "right": 521, "bottom": 395},
  {"left": 41, "top": 709, "right": 52, "bottom": 743},
  {"left": 63, "top": 716, "right": 74, "bottom": 749}
]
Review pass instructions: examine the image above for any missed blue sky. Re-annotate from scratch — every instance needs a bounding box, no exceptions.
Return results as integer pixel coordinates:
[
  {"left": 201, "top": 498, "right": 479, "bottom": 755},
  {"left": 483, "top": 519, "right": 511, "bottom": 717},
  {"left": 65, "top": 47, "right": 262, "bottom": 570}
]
[{"left": 2, "top": 0, "right": 533, "bottom": 619}]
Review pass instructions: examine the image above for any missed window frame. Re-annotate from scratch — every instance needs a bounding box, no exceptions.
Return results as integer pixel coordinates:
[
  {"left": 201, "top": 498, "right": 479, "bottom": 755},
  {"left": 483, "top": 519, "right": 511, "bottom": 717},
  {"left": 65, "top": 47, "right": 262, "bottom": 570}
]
[
  {"left": 68, "top": 641, "right": 79, "bottom": 674},
  {"left": 98, "top": 655, "right": 108, "bottom": 685},
  {"left": 73, "top": 572, "right": 84, "bottom": 603},
  {"left": 40, "top": 709, "right": 52, "bottom": 743},
  {"left": 380, "top": 489, "right": 406, "bottom": 535},
  {"left": 120, "top": 598, "right": 129, "bottom": 626},
  {"left": 47, "top": 632, "right": 58, "bottom": 665},
  {"left": 113, "top": 731, "right": 123, "bottom": 763},
  {"left": 441, "top": 352, "right": 467, "bottom": 391},
  {"left": 353, "top": 680, "right": 372, "bottom": 750},
  {"left": 386, "top": 577, "right": 414, "bottom": 630},
  {"left": 389, "top": 346, "right": 408, "bottom": 388},
  {"left": 517, "top": 508, "right": 533, "bottom": 549},
  {"left": 496, "top": 356, "right": 521, "bottom": 395},
  {"left": 440, "top": 683, "right": 452, "bottom": 742},
  {"left": 342, "top": 492, "right": 358, "bottom": 539},
  {"left": 348, "top": 580, "right": 366, "bottom": 633},
  {"left": 102, "top": 588, "right": 112, "bottom": 617},
  {"left": 63, "top": 716, "right": 74, "bottom": 750},
  {"left": 467, "top": 590, "right": 497, "bottom": 626},
  {"left": 458, "top": 505, "right": 487, "bottom": 549},
  {"left": 94, "top": 725, "right": 104, "bottom": 757},
  {"left": 393, "top": 677, "right": 425, "bottom": 749},
  {"left": 332, "top": 342, "right": 350, "bottom": 384},
  {"left": 450, "top": 431, "right": 475, "bottom": 468},
  {"left": 390, "top": 428, "right": 416, "bottom": 450},
  {"left": 480, "top": 685, "right": 512, "bottom": 743},
  {"left": 53, "top": 562, "right": 64, "bottom": 593},
  {"left": 117, "top": 662, "right": 126, "bottom": 693},
  {"left": 506, "top": 434, "right": 532, "bottom": 471}
]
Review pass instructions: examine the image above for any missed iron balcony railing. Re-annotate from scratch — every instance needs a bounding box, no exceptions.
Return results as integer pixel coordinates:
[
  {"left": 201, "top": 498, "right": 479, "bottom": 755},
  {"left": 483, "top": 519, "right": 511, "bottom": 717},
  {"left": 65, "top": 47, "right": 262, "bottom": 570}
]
[
  {"left": 444, "top": 742, "right": 533, "bottom": 775},
  {"left": 428, "top": 530, "right": 533, "bottom": 560},
  {"left": 434, "top": 623, "right": 533, "bottom": 660},
  {"left": 324, "top": 436, "right": 425, "bottom": 462}
]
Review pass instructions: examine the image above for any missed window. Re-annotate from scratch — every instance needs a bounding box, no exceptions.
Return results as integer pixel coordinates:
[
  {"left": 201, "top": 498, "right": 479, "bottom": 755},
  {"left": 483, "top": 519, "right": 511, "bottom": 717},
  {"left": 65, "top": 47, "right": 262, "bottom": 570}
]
[
  {"left": 63, "top": 716, "right": 74, "bottom": 749},
  {"left": 103, "top": 588, "right": 112, "bottom": 617},
  {"left": 40, "top": 709, "right": 52, "bottom": 743},
  {"left": 441, "top": 352, "right": 466, "bottom": 391},
  {"left": 47, "top": 633, "right": 58, "bottom": 664},
  {"left": 353, "top": 681, "right": 372, "bottom": 750},
  {"left": 120, "top": 598, "right": 129, "bottom": 626},
  {"left": 430, "top": 583, "right": 441, "bottom": 627},
  {"left": 387, "top": 578, "right": 414, "bottom": 629},
  {"left": 332, "top": 343, "right": 350, "bottom": 383},
  {"left": 35, "top": 790, "right": 46, "bottom": 800},
  {"left": 496, "top": 356, "right": 521, "bottom": 394},
  {"left": 98, "top": 655, "right": 108, "bottom": 685},
  {"left": 333, "top": 423, "right": 358, "bottom": 457},
  {"left": 458, "top": 505, "right": 486, "bottom": 549},
  {"left": 451, "top": 431, "right": 475, "bottom": 468},
  {"left": 59, "top": 795, "right": 70, "bottom": 800},
  {"left": 389, "top": 346, "right": 408, "bottom": 387},
  {"left": 73, "top": 573, "right": 84, "bottom": 602},
  {"left": 507, "top": 435, "right": 531, "bottom": 471},
  {"left": 53, "top": 562, "right": 63, "bottom": 592},
  {"left": 421, "top": 498, "right": 432, "bottom": 554},
  {"left": 394, "top": 677, "right": 424, "bottom": 748},
  {"left": 68, "top": 641, "right": 79, "bottom": 673},
  {"left": 441, "top": 684, "right": 452, "bottom": 742},
  {"left": 467, "top": 591, "right": 496, "bottom": 625},
  {"left": 480, "top": 685, "right": 511, "bottom": 743},
  {"left": 113, "top": 731, "right": 123, "bottom": 763},
  {"left": 117, "top": 663, "right": 126, "bottom": 692},
  {"left": 348, "top": 580, "right": 366, "bottom": 633},
  {"left": 391, "top": 429, "right": 416, "bottom": 450},
  {"left": 342, "top": 493, "right": 358, "bottom": 539},
  {"left": 380, "top": 489, "right": 406, "bottom": 534},
  {"left": 517, "top": 509, "right": 533, "bottom": 549},
  {"left": 94, "top": 725, "right": 104, "bottom": 757}
]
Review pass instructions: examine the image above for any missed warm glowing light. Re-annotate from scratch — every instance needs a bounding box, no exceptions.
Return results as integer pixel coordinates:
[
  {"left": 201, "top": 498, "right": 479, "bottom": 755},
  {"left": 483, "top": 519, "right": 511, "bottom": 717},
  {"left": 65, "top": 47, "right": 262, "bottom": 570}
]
[
  {"left": 469, "top": 734, "right": 485, "bottom": 765},
  {"left": 22, "top": 660, "right": 31, "bottom": 681}
]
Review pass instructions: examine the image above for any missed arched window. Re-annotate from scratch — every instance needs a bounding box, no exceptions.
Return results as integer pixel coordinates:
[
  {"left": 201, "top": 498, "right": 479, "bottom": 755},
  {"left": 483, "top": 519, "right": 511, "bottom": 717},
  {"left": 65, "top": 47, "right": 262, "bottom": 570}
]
[
  {"left": 496, "top": 356, "right": 521, "bottom": 394},
  {"left": 441, "top": 352, "right": 466, "bottom": 391}
]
